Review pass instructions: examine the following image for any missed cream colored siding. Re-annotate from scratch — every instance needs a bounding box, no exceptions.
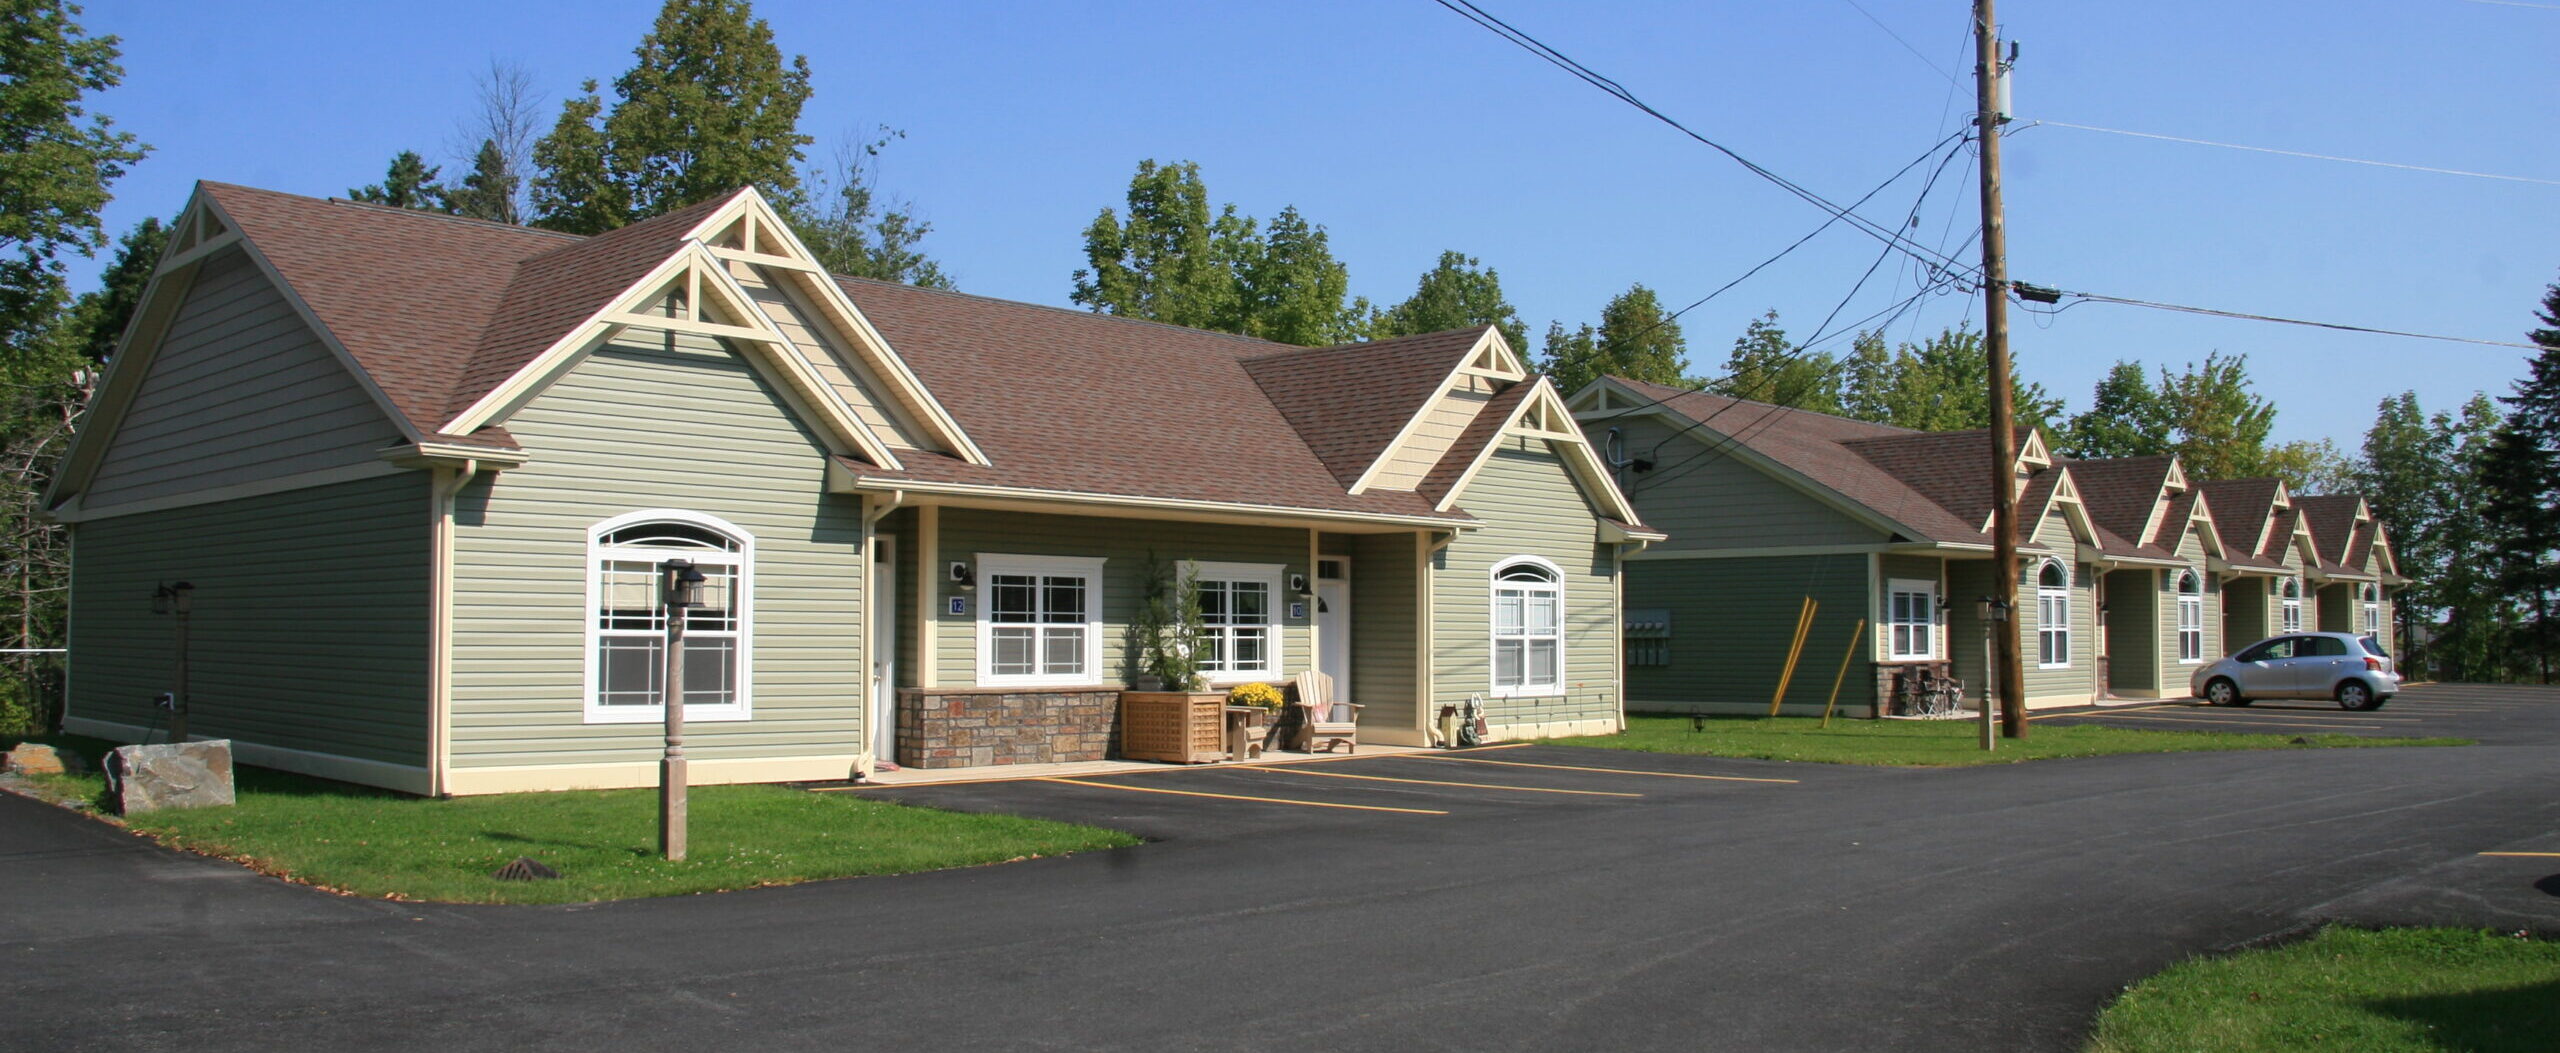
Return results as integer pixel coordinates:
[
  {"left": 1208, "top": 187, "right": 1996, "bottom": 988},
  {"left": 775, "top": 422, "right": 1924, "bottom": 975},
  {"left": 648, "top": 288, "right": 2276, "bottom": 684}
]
[
  {"left": 1434, "top": 439, "right": 1619, "bottom": 731},
  {"left": 83, "top": 248, "right": 404, "bottom": 508},
  {"left": 1347, "top": 531, "right": 1419, "bottom": 728},
  {"left": 1945, "top": 557, "right": 2098, "bottom": 707},
  {"left": 448, "top": 334, "right": 865, "bottom": 769},
  {"left": 1625, "top": 553, "right": 1873, "bottom": 713},
  {"left": 730, "top": 263, "right": 932, "bottom": 452},
  {"left": 69, "top": 472, "right": 431, "bottom": 767},
  {"left": 1606, "top": 416, "right": 1888, "bottom": 550},
  {"left": 1367, "top": 376, "right": 1494, "bottom": 490},
  {"left": 925, "top": 510, "right": 1310, "bottom": 687}
]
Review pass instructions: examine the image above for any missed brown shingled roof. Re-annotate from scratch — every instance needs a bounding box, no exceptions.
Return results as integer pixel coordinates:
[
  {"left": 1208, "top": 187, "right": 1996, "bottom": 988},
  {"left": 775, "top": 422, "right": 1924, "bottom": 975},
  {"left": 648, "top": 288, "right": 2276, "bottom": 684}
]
[
  {"left": 2194, "top": 478, "right": 2285, "bottom": 566},
  {"left": 2291, "top": 495, "right": 2367, "bottom": 567},
  {"left": 1418, "top": 381, "right": 1534, "bottom": 509},
  {"left": 1244, "top": 328, "right": 1489, "bottom": 490}
]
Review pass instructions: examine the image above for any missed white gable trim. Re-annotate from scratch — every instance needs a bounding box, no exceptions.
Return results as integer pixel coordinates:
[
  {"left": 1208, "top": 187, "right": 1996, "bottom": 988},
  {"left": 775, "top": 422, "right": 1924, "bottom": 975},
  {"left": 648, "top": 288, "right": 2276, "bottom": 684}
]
[
  {"left": 1432, "top": 378, "right": 1643, "bottom": 524},
  {"left": 1349, "top": 327, "right": 1524, "bottom": 495},
  {"left": 686, "top": 190, "right": 990, "bottom": 466}
]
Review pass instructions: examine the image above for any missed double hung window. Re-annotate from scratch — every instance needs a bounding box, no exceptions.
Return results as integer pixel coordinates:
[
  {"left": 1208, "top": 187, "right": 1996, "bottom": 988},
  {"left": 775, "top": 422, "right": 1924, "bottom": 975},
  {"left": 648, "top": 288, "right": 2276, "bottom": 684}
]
[
  {"left": 1193, "top": 562, "right": 1280, "bottom": 681},
  {"left": 2176, "top": 570, "right": 2204, "bottom": 663},
  {"left": 1492, "top": 558, "right": 1563, "bottom": 695},
  {"left": 1887, "top": 580, "right": 1937, "bottom": 660},
  {"left": 2360, "top": 584, "right": 2381, "bottom": 635},
  {"left": 586, "top": 512, "right": 751, "bottom": 723},
  {"left": 2036, "top": 560, "right": 2071, "bottom": 668},
  {"left": 980, "top": 555, "right": 1104, "bottom": 686},
  {"left": 2281, "top": 578, "right": 2303, "bottom": 632}
]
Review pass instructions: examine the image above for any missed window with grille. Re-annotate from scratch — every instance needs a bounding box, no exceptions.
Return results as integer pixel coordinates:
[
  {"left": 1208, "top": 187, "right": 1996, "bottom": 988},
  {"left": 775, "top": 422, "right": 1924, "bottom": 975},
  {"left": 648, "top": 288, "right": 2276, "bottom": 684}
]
[
  {"left": 979, "top": 555, "right": 1104, "bottom": 686},
  {"left": 1193, "top": 562, "right": 1280, "bottom": 680},
  {"left": 585, "top": 512, "right": 750, "bottom": 723},
  {"left": 2361, "top": 584, "right": 2380, "bottom": 635},
  {"left": 2281, "top": 577, "right": 2303, "bottom": 632},
  {"left": 2176, "top": 570, "right": 2204, "bottom": 663},
  {"left": 2036, "top": 560, "right": 2071, "bottom": 668},
  {"left": 1493, "top": 558, "right": 1563, "bottom": 695},
  {"left": 1887, "top": 580, "right": 1937, "bottom": 660}
]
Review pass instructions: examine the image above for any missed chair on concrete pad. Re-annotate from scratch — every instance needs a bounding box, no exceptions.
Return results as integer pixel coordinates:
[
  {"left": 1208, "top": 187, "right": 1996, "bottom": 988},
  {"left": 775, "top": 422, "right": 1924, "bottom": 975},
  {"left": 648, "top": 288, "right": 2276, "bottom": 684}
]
[{"left": 1291, "top": 670, "right": 1361, "bottom": 754}]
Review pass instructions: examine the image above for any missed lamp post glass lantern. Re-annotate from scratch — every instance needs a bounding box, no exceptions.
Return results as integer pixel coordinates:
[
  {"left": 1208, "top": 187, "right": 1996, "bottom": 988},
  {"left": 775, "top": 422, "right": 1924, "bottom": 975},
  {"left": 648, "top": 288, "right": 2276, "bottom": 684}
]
[{"left": 659, "top": 559, "right": 705, "bottom": 861}]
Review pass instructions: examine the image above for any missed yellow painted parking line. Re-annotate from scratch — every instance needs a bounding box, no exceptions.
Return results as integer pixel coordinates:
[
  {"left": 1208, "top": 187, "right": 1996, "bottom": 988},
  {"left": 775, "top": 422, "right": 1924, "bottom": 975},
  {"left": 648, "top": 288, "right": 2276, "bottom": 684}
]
[
  {"left": 1407, "top": 754, "right": 1799, "bottom": 783},
  {"left": 2057, "top": 712, "right": 2386, "bottom": 731},
  {"left": 2478, "top": 851, "right": 2560, "bottom": 858},
  {"left": 1251, "top": 766, "right": 1643, "bottom": 798},
  {"left": 816, "top": 744, "right": 1535, "bottom": 792},
  {"left": 2030, "top": 704, "right": 2169, "bottom": 721},
  {"left": 1035, "top": 778, "right": 1449, "bottom": 815}
]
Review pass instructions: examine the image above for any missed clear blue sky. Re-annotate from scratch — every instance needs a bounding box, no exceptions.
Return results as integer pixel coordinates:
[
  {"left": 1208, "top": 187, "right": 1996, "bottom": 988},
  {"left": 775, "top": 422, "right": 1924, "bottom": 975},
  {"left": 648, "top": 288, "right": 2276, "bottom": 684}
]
[{"left": 76, "top": 0, "right": 2560, "bottom": 451}]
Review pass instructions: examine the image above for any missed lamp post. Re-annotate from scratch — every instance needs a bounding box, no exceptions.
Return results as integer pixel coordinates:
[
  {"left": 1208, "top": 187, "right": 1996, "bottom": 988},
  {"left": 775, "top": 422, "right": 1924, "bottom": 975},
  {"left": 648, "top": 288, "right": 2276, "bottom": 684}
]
[
  {"left": 659, "top": 558, "right": 706, "bottom": 862},
  {"left": 1977, "top": 596, "right": 2009, "bottom": 752},
  {"left": 152, "top": 582, "right": 195, "bottom": 742}
]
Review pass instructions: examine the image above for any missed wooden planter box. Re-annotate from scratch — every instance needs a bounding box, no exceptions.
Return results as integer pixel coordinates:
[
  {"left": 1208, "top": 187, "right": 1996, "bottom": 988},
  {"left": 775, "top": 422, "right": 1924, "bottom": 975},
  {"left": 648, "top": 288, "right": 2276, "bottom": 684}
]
[{"left": 1118, "top": 691, "right": 1228, "bottom": 764}]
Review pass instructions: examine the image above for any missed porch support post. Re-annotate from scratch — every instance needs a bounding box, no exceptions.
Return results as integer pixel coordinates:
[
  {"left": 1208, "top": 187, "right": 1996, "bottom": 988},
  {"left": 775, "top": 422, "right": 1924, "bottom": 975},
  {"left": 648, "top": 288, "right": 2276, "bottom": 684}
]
[{"left": 916, "top": 504, "right": 939, "bottom": 688}]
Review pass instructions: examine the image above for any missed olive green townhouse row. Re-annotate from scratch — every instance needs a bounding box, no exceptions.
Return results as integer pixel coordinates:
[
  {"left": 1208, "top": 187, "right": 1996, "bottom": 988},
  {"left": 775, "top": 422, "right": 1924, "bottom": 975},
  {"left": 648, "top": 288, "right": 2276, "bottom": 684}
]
[
  {"left": 1569, "top": 377, "right": 2404, "bottom": 716},
  {"left": 49, "top": 183, "right": 1659, "bottom": 795}
]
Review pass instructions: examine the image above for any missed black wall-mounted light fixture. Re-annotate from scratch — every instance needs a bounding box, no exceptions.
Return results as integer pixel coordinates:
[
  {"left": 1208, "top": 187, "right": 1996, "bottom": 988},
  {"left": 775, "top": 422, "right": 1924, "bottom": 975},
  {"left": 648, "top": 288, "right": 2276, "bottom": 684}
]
[{"left": 948, "top": 561, "right": 975, "bottom": 589}]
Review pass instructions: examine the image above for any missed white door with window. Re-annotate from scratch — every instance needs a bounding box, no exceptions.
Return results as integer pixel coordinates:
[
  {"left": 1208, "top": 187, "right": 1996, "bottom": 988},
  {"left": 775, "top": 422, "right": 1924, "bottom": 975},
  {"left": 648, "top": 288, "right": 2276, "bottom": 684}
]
[
  {"left": 1315, "top": 558, "right": 1351, "bottom": 698},
  {"left": 871, "top": 537, "right": 897, "bottom": 763}
]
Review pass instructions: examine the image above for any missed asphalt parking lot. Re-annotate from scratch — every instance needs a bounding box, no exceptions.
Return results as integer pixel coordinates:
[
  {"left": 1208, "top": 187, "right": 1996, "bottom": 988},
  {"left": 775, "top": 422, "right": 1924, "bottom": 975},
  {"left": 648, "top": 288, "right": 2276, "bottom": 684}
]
[
  {"left": 2030, "top": 681, "right": 2560, "bottom": 744},
  {"left": 6, "top": 682, "right": 2557, "bottom": 1052}
]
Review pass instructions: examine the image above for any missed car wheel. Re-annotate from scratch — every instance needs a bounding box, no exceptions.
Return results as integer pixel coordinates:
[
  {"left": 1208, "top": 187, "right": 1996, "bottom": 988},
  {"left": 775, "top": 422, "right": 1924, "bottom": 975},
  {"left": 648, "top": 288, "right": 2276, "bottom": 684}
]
[
  {"left": 2204, "top": 677, "right": 2244, "bottom": 706},
  {"left": 2336, "top": 680, "right": 2376, "bottom": 711}
]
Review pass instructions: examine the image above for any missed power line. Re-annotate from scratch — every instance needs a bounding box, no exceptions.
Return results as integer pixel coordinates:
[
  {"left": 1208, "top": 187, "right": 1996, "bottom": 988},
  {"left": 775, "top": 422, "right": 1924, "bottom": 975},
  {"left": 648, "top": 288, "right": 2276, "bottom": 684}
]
[
  {"left": 1429, "top": 0, "right": 1976, "bottom": 275},
  {"left": 2024, "top": 119, "right": 2560, "bottom": 187},
  {"left": 2029, "top": 288, "right": 2546, "bottom": 351},
  {"left": 1838, "top": 0, "right": 1960, "bottom": 84}
]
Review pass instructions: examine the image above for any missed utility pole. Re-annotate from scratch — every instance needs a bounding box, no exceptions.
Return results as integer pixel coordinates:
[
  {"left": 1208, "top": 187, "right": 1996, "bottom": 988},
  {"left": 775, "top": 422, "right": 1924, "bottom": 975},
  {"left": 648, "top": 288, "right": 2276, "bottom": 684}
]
[{"left": 1975, "top": 0, "right": 2027, "bottom": 739}]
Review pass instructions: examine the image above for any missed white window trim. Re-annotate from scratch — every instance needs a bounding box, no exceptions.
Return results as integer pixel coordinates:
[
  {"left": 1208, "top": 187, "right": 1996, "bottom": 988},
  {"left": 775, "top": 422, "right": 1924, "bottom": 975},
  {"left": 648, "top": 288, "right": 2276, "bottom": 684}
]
[
  {"left": 583, "top": 508, "right": 754, "bottom": 725},
  {"left": 2175, "top": 569, "right": 2205, "bottom": 665},
  {"left": 2361, "top": 584, "right": 2381, "bottom": 635},
  {"left": 1490, "top": 555, "right": 1566, "bottom": 698},
  {"left": 2280, "top": 577, "right": 2304, "bottom": 633},
  {"left": 2036, "top": 559, "right": 2072, "bottom": 670},
  {"left": 975, "top": 553, "right": 1107, "bottom": 688},
  {"left": 1885, "top": 578, "right": 1939, "bottom": 661},
  {"left": 1185, "top": 560, "right": 1285, "bottom": 686}
]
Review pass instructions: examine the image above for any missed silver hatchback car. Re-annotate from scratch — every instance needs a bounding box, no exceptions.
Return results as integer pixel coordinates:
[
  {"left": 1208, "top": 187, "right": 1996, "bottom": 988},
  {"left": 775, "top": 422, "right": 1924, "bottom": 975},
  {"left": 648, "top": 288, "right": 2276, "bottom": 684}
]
[{"left": 2191, "top": 632, "right": 2399, "bottom": 711}]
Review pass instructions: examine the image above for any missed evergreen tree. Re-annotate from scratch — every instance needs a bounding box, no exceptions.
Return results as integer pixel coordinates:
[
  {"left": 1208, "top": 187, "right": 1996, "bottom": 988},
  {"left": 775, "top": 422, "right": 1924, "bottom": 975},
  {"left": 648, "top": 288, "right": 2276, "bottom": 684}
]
[
  {"left": 2482, "top": 277, "right": 2560, "bottom": 681},
  {"left": 1376, "top": 251, "right": 1527, "bottom": 354},
  {"left": 2059, "top": 361, "right": 2171, "bottom": 460},
  {"left": 0, "top": 0, "right": 147, "bottom": 381},
  {"left": 445, "top": 139, "right": 520, "bottom": 224},
  {"left": 1715, "top": 310, "right": 1841, "bottom": 414},
  {"left": 787, "top": 130, "right": 951, "bottom": 288},
  {"left": 2434, "top": 394, "right": 2514, "bottom": 681},
  {"left": 530, "top": 0, "right": 814, "bottom": 232},
  {"left": 348, "top": 150, "right": 452, "bottom": 212},
  {"left": 65, "top": 214, "right": 164, "bottom": 363}
]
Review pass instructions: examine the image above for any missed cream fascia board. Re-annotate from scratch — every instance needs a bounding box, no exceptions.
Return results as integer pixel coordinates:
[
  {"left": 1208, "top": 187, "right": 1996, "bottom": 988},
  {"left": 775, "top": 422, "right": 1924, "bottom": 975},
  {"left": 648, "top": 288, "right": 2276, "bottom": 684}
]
[
  {"left": 682, "top": 189, "right": 990, "bottom": 466},
  {"left": 1428, "top": 379, "right": 1643, "bottom": 524},
  {"left": 1347, "top": 326, "right": 1513, "bottom": 495},
  {"left": 836, "top": 476, "right": 1472, "bottom": 533}
]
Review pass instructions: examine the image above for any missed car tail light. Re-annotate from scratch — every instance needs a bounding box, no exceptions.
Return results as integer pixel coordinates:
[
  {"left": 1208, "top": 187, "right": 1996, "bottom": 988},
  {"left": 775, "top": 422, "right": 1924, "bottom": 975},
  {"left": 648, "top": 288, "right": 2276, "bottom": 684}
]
[{"left": 2364, "top": 656, "right": 2384, "bottom": 671}]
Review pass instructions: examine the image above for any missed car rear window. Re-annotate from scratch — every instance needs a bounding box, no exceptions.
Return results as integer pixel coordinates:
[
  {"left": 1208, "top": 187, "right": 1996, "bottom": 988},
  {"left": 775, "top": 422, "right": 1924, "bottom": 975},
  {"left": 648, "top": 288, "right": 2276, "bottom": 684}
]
[{"left": 2359, "top": 637, "right": 2389, "bottom": 657}]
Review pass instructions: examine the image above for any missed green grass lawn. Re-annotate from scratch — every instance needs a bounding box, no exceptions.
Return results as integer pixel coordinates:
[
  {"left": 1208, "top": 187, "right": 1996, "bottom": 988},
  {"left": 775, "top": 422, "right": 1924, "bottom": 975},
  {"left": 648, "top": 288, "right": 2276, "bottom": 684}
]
[
  {"left": 2, "top": 736, "right": 1135, "bottom": 905},
  {"left": 2089, "top": 926, "right": 2560, "bottom": 1052},
  {"left": 1547, "top": 714, "right": 2468, "bottom": 767}
]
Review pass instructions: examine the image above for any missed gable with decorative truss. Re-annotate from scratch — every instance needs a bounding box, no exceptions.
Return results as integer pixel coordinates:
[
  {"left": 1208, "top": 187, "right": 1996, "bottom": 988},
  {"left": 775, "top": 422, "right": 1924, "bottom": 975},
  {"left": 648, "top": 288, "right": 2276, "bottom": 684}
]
[
  {"left": 1353, "top": 327, "right": 1531, "bottom": 494},
  {"left": 1427, "top": 378, "right": 1646, "bottom": 528}
]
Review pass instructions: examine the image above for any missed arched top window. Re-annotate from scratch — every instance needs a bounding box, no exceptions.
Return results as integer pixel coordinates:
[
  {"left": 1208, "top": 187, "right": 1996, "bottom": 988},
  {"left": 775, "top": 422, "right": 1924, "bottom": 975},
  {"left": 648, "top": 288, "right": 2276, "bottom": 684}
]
[
  {"left": 1491, "top": 557, "right": 1563, "bottom": 696},
  {"left": 2282, "top": 578, "right": 2300, "bottom": 600},
  {"left": 2178, "top": 570, "right": 2201, "bottom": 595},
  {"left": 2039, "top": 560, "right": 2069, "bottom": 590},
  {"left": 2280, "top": 575, "right": 2304, "bottom": 632},
  {"left": 2035, "top": 560, "right": 2071, "bottom": 669},
  {"left": 585, "top": 510, "right": 753, "bottom": 723},
  {"left": 2360, "top": 583, "right": 2382, "bottom": 635},
  {"left": 2360, "top": 584, "right": 2378, "bottom": 603},
  {"left": 2175, "top": 569, "right": 2205, "bottom": 663}
]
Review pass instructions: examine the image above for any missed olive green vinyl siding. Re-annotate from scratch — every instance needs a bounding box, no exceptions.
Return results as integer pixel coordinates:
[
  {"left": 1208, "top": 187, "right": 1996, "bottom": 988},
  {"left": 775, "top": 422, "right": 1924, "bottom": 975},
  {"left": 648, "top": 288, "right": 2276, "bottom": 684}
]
[
  {"left": 1624, "top": 553, "right": 1872, "bottom": 713},
  {"left": 925, "top": 510, "right": 1311, "bottom": 687},
  {"left": 880, "top": 506, "right": 918, "bottom": 687},
  {"left": 448, "top": 334, "right": 864, "bottom": 769},
  {"left": 2225, "top": 577, "right": 2271, "bottom": 647},
  {"left": 69, "top": 472, "right": 431, "bottom": 767},
  {"left": 1608, "top": 416, "right": 1887, "bottom": 551},
  {"left": 83, "top": 248, "right": 404, "bottom": 509},
  {"left": 1877, "top": 554, "right": 1949, "bottom": 662},
  {"left": 1347, "top": 531, "right": 1419, "bottom": 728},
  {"left": 1434, "top": 439, "right": 1620, "bottom": 730},
  {"left": 2105, "top": 569, "right": 2160, "bottom": 693}
]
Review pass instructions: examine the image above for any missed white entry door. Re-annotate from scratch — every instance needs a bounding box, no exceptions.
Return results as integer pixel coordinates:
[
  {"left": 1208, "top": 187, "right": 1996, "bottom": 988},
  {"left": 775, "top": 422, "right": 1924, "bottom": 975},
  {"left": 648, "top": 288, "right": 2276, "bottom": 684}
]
[
  {"left": 871, "top": 537, "right": 897, "bottom": 763},
  {"left": 1315, "top": 558, "right": 1351, "bottom": 698}
]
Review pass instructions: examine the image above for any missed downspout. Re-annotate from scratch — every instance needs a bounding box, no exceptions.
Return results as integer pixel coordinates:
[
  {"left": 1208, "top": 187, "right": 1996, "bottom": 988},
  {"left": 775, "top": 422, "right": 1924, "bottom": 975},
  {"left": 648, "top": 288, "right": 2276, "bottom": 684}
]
[{"left": 427, "top": 458, "right": 481, "bottom": 797}]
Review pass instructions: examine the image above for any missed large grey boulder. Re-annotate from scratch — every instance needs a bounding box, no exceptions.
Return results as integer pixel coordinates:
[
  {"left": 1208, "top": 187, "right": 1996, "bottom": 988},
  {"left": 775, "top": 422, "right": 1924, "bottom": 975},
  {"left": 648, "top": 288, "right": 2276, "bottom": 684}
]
[{"left": 106, "top": 740, "right": 235, "bottom": 814}]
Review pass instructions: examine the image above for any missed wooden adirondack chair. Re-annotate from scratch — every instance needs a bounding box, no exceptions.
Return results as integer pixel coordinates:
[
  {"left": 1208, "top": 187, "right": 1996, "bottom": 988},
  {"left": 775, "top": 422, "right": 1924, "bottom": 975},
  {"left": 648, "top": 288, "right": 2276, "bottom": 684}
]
[{"left": 1292, "top": 670, "right": 1361, "bottom": 754}]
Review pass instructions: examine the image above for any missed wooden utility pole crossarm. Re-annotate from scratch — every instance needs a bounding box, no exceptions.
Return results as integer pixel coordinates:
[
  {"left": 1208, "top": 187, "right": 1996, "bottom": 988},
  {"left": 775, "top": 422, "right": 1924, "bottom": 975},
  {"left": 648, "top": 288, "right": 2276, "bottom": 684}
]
[{"left": 1976, "top": 0, "right": 2028, "bottom": 738}]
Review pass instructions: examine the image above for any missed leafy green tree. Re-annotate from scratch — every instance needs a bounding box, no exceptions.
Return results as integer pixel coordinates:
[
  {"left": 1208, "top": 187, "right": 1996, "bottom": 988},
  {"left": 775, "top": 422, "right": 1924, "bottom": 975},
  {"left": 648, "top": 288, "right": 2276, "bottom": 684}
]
[
  {"left": 2154, "top": 351, "right": 2276, "bottom": 481},
  {"left": 1376, "top": 251, "right": 1527, "bottom": 353},
  {"left": 786, "top": 130, "right": 951, "bottom": 288},
  {"left": 1071, "top": 159, "right": 1245, "bottom": 331},
  {"left": 1837, "top": 325, "right": 2060, "bottom": 434},
  {"left": 445, "top": 139, "right": 519, "bottom": 224},
  {"left": 0, "top": 0, "right": 147, "bottom": 380},
  {"left": 1234, "top": 206, "right": 1370, "bottom": 346},
  {"left": 2482, "top": 277, "right": 2560, "bottom": 681},
  {"left": 2059, "top": 361, "right": 2172, "bottom": 460},
  {"left": 348, "top": 150, "right": 452, "bottom": 212},
  {"left": 2261, "top": 438, "right": 2355, "bottom": 496},
  {"left": 65, "top": 214, "right": 164, "bottom": 363},
  {"left": 1714, "top": 310, "right": 1841, "bottom": 414},
  {"left": 530, "top": 0, "right": 814, "bottom": 232},
  {"left": 1542, "top": 284, "right": 1691, "bottom": 396}
]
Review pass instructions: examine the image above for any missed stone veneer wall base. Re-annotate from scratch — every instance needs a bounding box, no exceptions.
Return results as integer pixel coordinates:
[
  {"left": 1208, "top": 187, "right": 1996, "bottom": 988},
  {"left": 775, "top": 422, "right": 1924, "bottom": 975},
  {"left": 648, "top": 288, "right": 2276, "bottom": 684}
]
[{"left": 896, "top": 688, "right": 1121, "bottom": 769}]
